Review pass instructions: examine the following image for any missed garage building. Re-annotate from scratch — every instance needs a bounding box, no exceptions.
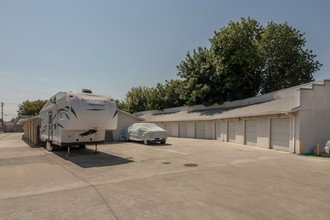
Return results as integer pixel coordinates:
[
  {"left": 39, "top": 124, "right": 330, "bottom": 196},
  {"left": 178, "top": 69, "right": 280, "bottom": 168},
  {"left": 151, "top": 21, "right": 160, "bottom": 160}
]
[
  {"left": 111, "top": 110, "right": 144, "bottom": 141},
  {"left": 135, "top": 80, "right": 330, "bottom": 154}
]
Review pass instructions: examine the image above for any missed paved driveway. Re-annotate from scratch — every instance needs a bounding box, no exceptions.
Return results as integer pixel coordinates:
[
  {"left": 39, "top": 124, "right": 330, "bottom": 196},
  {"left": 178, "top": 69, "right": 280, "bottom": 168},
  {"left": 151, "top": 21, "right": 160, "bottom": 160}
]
[{"left": 0, "top": 133, "right": 330, "bottom": 220}]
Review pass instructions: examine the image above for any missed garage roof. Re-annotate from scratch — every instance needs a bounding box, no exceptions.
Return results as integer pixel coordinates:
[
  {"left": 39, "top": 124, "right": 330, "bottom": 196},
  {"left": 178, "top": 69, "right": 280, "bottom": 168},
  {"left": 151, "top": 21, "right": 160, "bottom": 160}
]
[
  {"left": 135, "top": 80, "right": 325, "bottom": 122},
  {"left": 138, "top": 95, "right": 299, "bottom": 122}
]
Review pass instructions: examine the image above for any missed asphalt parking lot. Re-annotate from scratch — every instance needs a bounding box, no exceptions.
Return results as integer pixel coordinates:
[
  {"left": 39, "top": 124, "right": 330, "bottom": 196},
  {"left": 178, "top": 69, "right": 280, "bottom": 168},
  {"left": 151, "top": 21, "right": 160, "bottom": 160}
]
[{"left": 0, "top": 133, "right": 330, "bottom": 220}]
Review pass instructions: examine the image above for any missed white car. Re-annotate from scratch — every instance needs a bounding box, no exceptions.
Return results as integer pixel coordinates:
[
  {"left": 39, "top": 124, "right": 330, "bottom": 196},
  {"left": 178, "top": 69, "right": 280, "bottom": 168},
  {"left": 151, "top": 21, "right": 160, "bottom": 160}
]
[
  {"left": 325, "top": 141, "right": 330, "bottom": 154},
  {"left": 124, "top": 123, "right": 167, "bottom": 144}
]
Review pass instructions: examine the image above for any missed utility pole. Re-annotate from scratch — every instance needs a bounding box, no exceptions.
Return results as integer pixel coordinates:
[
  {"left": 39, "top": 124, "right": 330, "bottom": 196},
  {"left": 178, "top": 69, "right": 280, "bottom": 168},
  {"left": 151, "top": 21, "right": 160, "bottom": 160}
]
[{"left": 1, "top": 102, "right": 3, "bottom": 127}]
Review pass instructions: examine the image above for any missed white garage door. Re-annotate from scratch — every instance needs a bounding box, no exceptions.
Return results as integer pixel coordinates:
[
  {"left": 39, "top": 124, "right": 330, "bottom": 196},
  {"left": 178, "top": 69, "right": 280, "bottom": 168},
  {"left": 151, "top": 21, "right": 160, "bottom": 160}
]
[
  {"left": 179, "top": 122, "right": 188, "bottom": 138},
  {"left": 165, "top": 123, "right": 172, "bottom": 136},
  {"left": 228, "top": 121, "right": 236, "bottom": 142},
  {"left": 245, "top": 120, "right": 257, "bottom": 146},
  {"left": 196, "top": 122, "right": 206, "bottom": 139},
  {"left": 271, "top": 118, "right": 290, "bottom": 151},
  {"left": 205, "top": 121, "right": 214, "bottom": 139},
  {"left": 216, "top": 121, "right": 223, "bottom": 140}
]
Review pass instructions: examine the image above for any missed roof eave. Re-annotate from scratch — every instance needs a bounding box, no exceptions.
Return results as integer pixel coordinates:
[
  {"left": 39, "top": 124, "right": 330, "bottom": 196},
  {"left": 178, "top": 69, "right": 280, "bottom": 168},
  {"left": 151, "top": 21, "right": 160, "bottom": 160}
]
[{"left": 142, "top": 107, "right": 301, "bottom": 122}]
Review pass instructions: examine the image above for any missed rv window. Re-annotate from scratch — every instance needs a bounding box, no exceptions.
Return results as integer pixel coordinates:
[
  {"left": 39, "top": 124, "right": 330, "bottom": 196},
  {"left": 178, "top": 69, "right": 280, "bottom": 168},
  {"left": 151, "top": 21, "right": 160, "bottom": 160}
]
[{"left": 50, "top": 96, "right": 56, "bottom": 103}]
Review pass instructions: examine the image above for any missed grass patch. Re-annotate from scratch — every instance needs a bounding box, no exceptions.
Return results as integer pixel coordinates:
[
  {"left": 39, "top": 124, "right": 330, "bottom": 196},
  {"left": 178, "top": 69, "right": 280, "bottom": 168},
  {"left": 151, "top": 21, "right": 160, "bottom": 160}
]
[{"left": 297, "top": 153, "right": 320, "bottom": 157}]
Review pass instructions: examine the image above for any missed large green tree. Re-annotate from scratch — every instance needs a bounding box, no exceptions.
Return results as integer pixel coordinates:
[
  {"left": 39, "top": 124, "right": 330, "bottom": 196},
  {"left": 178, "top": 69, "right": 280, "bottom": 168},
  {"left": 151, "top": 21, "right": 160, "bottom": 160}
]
[
  {"left": 118, "top": 80, "right": 185, "bottom": 113},
  {"left": 146, "top": 83, "right": 167, "bottom": 110},
  {"left": 178, "top": 18, "right": 263, "bottom": 105},
  {"left": 258, "top": 22, "right": 322, "bottom": 93},
  {"left": 115, "top": 99, "right": 128, "bottom": 112},
  {"left": 177, "top": 46, "right": 216, "bottom": 105},
  {"left": 163, "top": 79, "right": 185, "bottom": 108},
  {"left": 17, "top": 100, "right": 47, "bottom": 116},
  {"left": 149, "top": 80, "right": 185, "bottom": 110},
  {"left": 118, "top": 18, "right": 322, "bottom": 112},
  {"left": 120, "top": 86, "right": 151, "bottom": 113},
  {"left": 210, "top": 17, "right": 264, "bottom": 102},
  {"left": 178, "top": 18, "right": 321, "bottom": 105}
]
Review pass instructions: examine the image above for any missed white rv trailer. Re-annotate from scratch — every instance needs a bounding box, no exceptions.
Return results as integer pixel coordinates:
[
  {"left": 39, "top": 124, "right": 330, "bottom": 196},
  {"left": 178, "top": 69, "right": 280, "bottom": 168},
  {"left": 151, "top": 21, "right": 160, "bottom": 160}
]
[{"left": 40, "top": 89, "right": 118, "bottom": 153}]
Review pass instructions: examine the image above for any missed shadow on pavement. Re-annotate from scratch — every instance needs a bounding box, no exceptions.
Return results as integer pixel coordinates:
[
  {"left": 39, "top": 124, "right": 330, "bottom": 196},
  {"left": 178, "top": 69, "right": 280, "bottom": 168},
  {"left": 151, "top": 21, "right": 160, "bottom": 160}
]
[
  {"left": 53, "top": 147, "right": 134, "bottom": 168},
  {"left": 122, "top": 140, "right": 172, "bottom": 147},
  {"left": 21, "top": 136, "right": 43, "bottom": 148}
]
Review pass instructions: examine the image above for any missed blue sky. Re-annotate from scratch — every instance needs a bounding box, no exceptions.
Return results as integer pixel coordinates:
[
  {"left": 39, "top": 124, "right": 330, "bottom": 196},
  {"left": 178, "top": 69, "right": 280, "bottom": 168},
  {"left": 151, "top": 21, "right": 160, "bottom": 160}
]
[{"left": 1, "top": 0, "right": 329, "bottom": 120}]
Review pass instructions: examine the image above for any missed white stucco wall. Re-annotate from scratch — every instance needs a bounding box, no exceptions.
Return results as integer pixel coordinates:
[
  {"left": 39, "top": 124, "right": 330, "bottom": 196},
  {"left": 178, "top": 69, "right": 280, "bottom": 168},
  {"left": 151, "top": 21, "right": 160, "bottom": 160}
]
[
  {"left": 256, "top": 117, "right": 269, "bottom": 149},
  {"left": 236, "top": 120, "right": 244, "bottom": 144},
  {"left": 217, "top": 115, "right": 295, "bottom": 153},
  {"left": 298, "top": 81, "right": 330, "bottom": 153},
  {"left": 165, "top": 123, "right": 172, "bottom": 136},
  {"left": 216, "top": 120, "right": 224, "bottom": 141},
  {"left": 157, "top": 122, "right": 166, "bottom": 130},
  {"left": 187, "top": 122, "right": 195, "bottom": 138},
  {"left": 205, "top": 121, "right": 215, "bottom": 139},
  {"left": 112, "top": 111, "right": 143, "bottom": 141},
  {"left": 22, "top": 117, "right": 41, "bottom": 145},
  {"left": 258, "top": 116, "right": 295, "bottom": 153},
  {"left": 294, "top": 111, "right": 300, "bottom": 153},
  {"left": 172, "top": 122, "right": 179, "bottom": 137},
  {"left": 289, "top": 115, "right": 297, "bottom": 154},
  {"left": 223, "top": 120, "right": 228, "bottom": 142}
]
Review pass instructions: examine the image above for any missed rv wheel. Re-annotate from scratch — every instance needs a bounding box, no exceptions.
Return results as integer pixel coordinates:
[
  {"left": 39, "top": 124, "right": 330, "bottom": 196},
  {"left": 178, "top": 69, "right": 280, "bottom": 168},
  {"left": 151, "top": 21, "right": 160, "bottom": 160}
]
[{"left": 46, "top": 142, "right": 53, "bottom": 152}]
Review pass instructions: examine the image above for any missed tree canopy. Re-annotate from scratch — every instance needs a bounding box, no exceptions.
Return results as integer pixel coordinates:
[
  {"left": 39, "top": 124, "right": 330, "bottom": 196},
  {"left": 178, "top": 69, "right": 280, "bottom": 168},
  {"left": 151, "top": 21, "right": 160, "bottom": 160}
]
[
  {"left": 210, "top": 18, "right": 264, "bottom": 102},
  {"left": 118, "top": 18, "right": 322, "bottom": 113},
  {"left": 177, "top": 47, "right": 216, "bottom": 106},
  {"left": 17, "top": 100, "right": 47, "bottom": 116},
  {"left": 258, "top": 22, "right": 321, "bottom": 93},
  {"left": 117, "top": 79, "right": 185, "bottom": 113}
]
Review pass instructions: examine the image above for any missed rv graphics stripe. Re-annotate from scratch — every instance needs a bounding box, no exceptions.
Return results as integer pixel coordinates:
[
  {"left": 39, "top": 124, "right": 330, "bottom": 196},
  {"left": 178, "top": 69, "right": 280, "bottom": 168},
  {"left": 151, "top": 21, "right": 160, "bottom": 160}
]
[
  {"left": 86, "top": 109, "right": 106, "bottom": 111},
  {"left": 51, "top": 122, "right": 64, "bottom": 129},
  {"left": 79, "top": 129, "right": 97, "bottom": 137},
  {"left": 52, "top": 113, "right": 57, "bottom": 121},
  {"left": 89, "top": 103, "right": 105, "bottom": 107},
  {"left": 63, "top": 112, "right": 70, "bottom": 120},
  {"left": 58, "top": 111, "right": 70, "bottom": 120},
  {"left": 71, "top": 107, "right": 78, "bottom": 119},
  {"left": 112, "top": 110, "right": 118, "bottom": 119},
  {"left": 58, "top": 106, "right": 70, "bottom": 113},
  {"left": 57, "top": 106, "right": 71, "bottom": 120},
  {"left": 41, "top": 125, "right": 47, "bottom": 133}
]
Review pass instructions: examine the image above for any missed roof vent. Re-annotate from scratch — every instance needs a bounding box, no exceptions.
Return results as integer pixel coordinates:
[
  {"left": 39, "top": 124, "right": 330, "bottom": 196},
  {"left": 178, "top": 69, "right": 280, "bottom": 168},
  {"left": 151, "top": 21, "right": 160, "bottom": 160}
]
[{"left": 82, "top": 89, "right": 92, "bottom": 94}]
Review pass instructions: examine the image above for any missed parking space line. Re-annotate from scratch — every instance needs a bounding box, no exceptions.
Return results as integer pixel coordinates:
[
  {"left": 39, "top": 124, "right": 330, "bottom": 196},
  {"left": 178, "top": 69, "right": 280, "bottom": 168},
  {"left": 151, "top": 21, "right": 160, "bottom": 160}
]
[{"left": 141, "top": 146, "right": 188, "bottom": 155}]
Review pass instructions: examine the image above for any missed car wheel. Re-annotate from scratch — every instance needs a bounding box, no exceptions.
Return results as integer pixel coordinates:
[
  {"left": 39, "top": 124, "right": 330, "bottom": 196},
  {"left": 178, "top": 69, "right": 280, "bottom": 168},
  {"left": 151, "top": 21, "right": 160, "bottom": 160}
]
[
  {"left": 144, "top": 140, "right": 149, "bottom": 145},
  {"left": 160, "top": 140, "right": 166, "bottom": 144}
]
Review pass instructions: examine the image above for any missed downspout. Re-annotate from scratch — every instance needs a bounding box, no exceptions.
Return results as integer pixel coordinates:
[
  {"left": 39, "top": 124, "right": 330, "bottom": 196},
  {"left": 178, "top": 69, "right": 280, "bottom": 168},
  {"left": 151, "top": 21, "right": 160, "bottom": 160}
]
[{"left": 286, "top": 113, "right": 296, "bottom": 154}]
